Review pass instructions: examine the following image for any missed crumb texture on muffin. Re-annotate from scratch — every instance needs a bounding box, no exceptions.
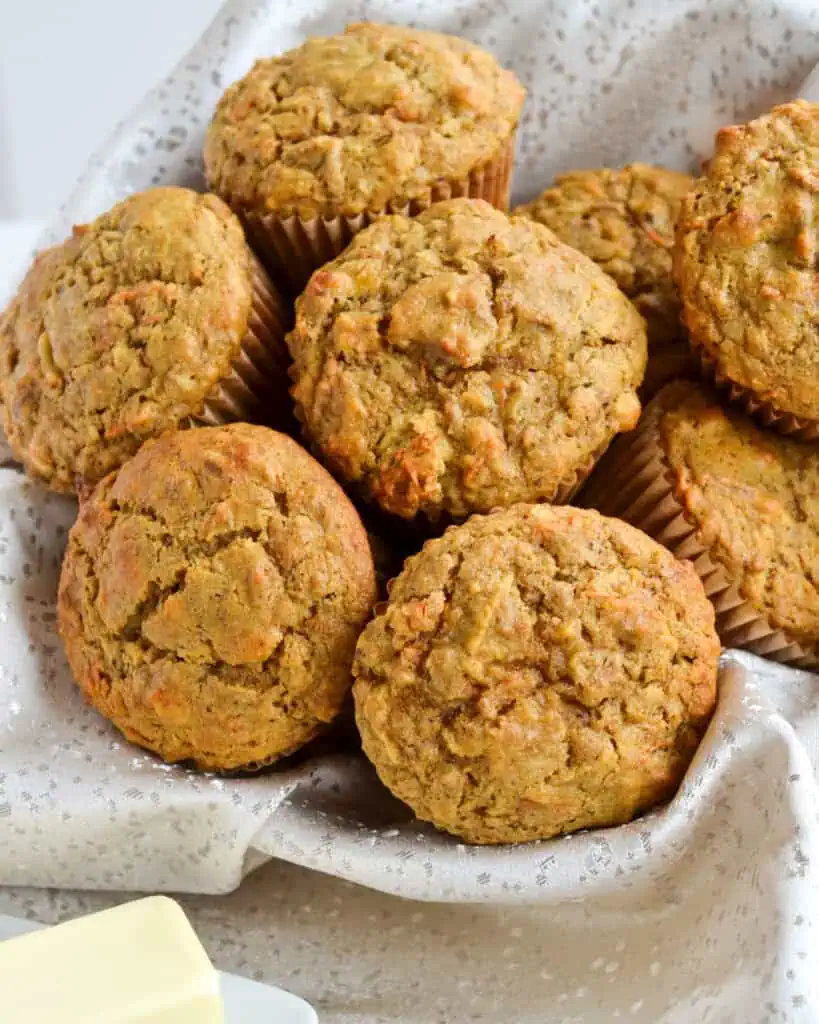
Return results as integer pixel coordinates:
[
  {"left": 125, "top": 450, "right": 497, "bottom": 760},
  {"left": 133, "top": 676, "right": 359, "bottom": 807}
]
[
  {"left": 0, "top": 188, "right": 255, "bottom": 493},
  {"left": 58, "top": 424, "right": 376, "bottom": 771},
  {"left": 354, "top": 504, "right": 718, "bottom": 844},
  {"left": 204, "top": 22, "right": 525, "bottom": 219},
  {"left": 516, "top": 163, "right": 692, "bottom": 347},
  {"left": 654, "top": 381, "right": 819, "bottom": 650},
  {"left": 674, "top": 100, "right": 819, "bottom": 420},
  {"left": 288, "top": 198, "right": 647, "bottom": 520}
]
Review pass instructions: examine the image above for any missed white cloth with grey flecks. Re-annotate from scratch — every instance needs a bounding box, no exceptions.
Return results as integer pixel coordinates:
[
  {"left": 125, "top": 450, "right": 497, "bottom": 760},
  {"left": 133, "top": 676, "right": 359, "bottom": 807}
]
[{"left": 1, "top": 2, "right": 818, "bottom": 1022}]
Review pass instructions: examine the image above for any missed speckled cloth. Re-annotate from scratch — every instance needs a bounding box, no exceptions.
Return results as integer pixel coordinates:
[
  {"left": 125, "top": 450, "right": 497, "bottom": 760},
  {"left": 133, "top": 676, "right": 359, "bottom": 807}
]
[{"left": 2, "top": 2, "right": 819, "bottom": 1021}]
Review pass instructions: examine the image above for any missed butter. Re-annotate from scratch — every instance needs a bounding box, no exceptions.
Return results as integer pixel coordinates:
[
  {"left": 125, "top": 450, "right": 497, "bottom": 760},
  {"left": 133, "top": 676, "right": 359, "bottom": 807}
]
[{"left": 0, "top": 896, "right": 224, "bottom": 1022}]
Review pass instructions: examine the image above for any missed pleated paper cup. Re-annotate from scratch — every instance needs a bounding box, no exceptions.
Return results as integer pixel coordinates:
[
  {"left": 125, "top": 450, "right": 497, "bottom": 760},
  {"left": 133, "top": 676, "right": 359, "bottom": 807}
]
[
  {"left": 194, "top": 254, "right": 294, "bottom": 431},
  {"left": 242, "top": 137, "right": 516, "bottom": 292},
  {"left": 551, "top": 445, "right": 608, "bottom": 505},
  {"left": 690, "top": 337, "right": 819, "bottom": 444},
  {"left": 639, "top": 338, "right": 699, "bottom": 402},
  {"left": 579, "top": 402, "right": 819, "bottom": 671}
]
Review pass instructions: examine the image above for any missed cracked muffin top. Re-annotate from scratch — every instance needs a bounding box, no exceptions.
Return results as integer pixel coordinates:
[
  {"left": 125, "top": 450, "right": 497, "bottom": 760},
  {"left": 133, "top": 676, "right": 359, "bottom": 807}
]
[
  {"left": 674, "top": 100, "right": 819, "bottom": 421},
  {"left": 57, "top": 424, "right": 377, "bottom": 771},
  {"left": 353, "top": 503, "right": 719, "bottom": 844},
  {"left": 515, "top": 164, "right": 693, "bottom": 351},
  {"left": 0, "top": 187, "right": 255, "bottom": 493},
  {"left": 204, "top": 22, "right": 525, "bottom": 219},
  {"left": 650, "top": 381, "right": 819, "bottom": 652},
  {"left": 287, "top": 198, "right": 647, "bottom": 521}
]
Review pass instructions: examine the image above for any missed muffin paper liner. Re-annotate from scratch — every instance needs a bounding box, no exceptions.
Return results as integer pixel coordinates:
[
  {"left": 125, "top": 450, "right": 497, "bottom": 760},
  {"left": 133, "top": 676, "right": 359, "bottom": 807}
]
[
  {"left": 551, "top": 445, "right": 605, "bottom": 505},
  {"left": 639, "top": 337, "right": 699, "bottom": 401},
  {"left": 690, "top": 337, "right": 819, "bottom": 444},
  {"left": 195, "top": 254, "right": 293, "bottom": 430},
  {"left": 580, "top": 402, "right": 819, "bottom": 671},
  {"left": 240, "top": 136, "right": 516, "bottom": 292}
]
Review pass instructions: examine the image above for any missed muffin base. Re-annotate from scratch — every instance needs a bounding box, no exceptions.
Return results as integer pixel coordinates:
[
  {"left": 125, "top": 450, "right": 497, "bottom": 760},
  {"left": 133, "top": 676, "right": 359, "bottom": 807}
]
[
  {"left": 579, "top": 401, "right": 819, "bottom": 670},
  {"left": 242, "top": 137, "right": 516, "bottom": 292},
  {"left": 690, "top": 338, "right": 819, "bottom": 444},
  {"left": 216, "top": 729, "right": 328, "bottom": 776},
  {"left": 292, "top": 393, "right": 604, "bottom": 532},
  {"left": 195, "top": 255, "right": 293, "bottom": 430}
]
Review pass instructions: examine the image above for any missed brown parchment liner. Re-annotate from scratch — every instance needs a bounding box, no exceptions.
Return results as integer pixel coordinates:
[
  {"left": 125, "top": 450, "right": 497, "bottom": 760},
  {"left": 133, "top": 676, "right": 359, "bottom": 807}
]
[
  {"left": 194, "top": 254, "right": 293, "bottom": 431},
  {"left": 240, "top": 136, "right": 516, "bottom": 292},
  {"left": 579, "top": 401, "right": 819, "bottom": 671},
  {"left": 690, "top": 336, "right": 819, "bottom": 444}
]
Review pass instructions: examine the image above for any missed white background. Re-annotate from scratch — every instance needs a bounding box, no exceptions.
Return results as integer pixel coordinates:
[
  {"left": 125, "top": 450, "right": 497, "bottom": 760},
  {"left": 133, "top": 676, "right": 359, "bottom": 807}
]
[{"left": 0, "top": 0, "right": 223, "bottom": 219}]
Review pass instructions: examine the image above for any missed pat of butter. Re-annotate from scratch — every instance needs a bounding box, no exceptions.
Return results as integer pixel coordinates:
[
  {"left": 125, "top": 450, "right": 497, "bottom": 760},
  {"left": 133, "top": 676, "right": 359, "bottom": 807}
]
[{"left": 0, "top": 896, "right": 224, "bottom": 1022}]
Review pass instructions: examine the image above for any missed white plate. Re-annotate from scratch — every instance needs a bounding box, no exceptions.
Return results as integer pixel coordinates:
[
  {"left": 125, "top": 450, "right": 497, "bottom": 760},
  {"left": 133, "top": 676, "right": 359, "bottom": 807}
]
[{"left": 0, "top": 913, "right": 317, "bottom": 1024}]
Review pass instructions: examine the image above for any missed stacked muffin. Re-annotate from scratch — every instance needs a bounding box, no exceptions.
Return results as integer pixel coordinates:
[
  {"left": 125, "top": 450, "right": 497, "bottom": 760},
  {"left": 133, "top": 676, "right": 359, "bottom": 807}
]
[
  {"left": 205, "top": 22, "right": 524, "bottom": 289},
  {"left": 579, "top": 101, "right": 819, "bottom": 674},
  {"left": 5, "top": 21, "right": 817, "bottom": 847}
]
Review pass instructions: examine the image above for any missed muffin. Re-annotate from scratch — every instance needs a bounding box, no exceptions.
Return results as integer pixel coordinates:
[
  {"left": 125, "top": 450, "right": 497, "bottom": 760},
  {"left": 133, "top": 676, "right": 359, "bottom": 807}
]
[
  {"left": 204, "top": 22, "right": 524, "bottom": 289},
  {"left": 0, "top": 187, "right": 291, "bottom": 494},
  {"left": 287, "top": 198, "right": 647, "bottom": 523},
  {"left": 515, "top": 164, "right": 695, "bottom": 398},
  {"left": 354, "top": 503, "right": 719, "bottom": 845},
  {"left": 675, "top": 100, "right": 819, "bottom": 441},
  {"left": 579, "top": 380, "right": 819, "bottom": 670},
  {"left": 57, "top": 424, "right": 377, "bottom": 771}
]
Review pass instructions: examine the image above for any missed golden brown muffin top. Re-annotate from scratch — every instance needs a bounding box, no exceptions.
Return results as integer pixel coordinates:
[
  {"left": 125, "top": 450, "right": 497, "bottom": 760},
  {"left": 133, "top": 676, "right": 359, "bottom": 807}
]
[
  {"left": 0, "top": 187, "right": 254, "bottom": 493},
  {"left": 57, "top": 424, "right": 376, "bottom": 771},
  {"left": 354, "top": 504, "right": 719, "bottom": 844},
  {"left": 516, "top": 163, "right": 693, "bottom": 349},
  {"left": 288, "top": 198, "right": 647, "bottom": 521},
  {"left": 674, "top": 100, "right": 819, "bottom": 421},
  {"left": 204, "top": 22, "right": 525, "bottom": 219},
  {"left": 652, "top": 380, "right": 819, "bottom": 651}
]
